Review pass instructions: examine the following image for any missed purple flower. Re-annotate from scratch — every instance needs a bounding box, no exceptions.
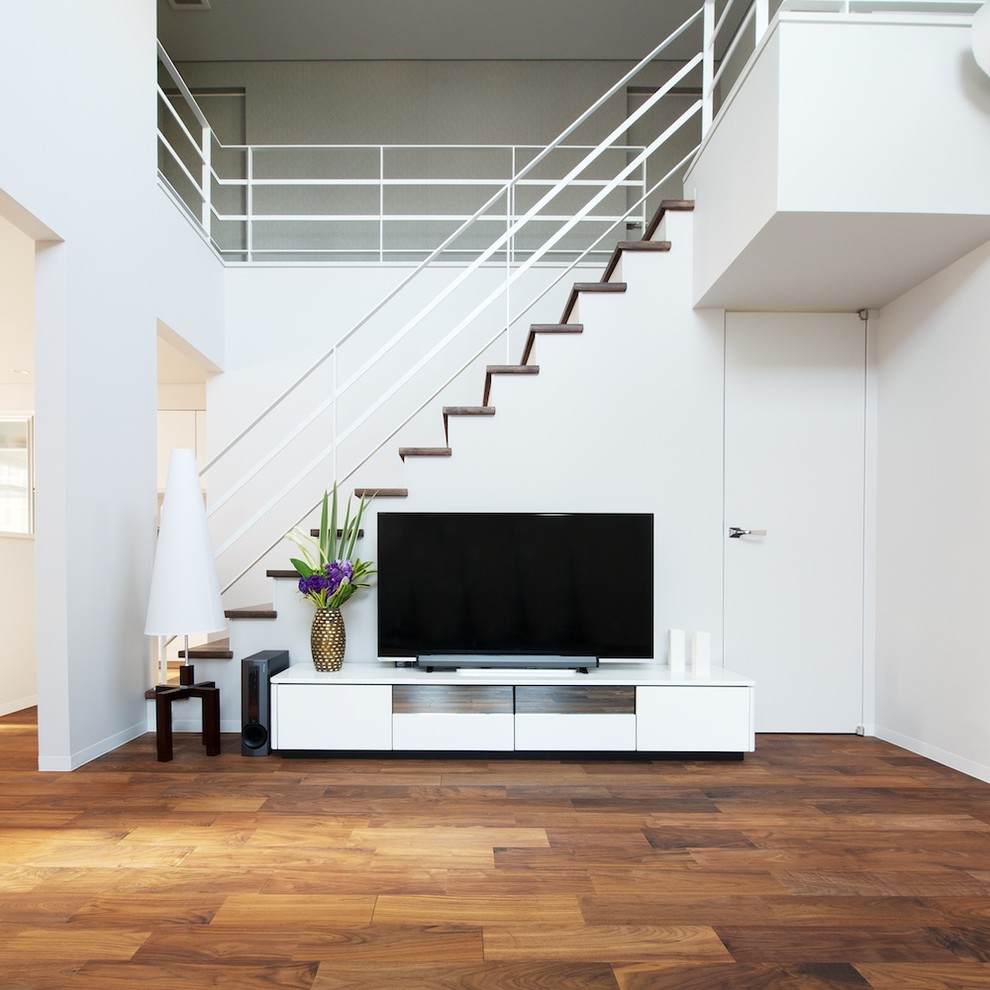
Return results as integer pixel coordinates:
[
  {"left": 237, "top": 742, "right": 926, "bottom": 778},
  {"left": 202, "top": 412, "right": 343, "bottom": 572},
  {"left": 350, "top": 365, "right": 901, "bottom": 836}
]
[
  {"left": 299, "top": 573, "right": 328, "bottom": 597},
  {"left": 323, "top": 559, "right": 354, "bottom": 595}
]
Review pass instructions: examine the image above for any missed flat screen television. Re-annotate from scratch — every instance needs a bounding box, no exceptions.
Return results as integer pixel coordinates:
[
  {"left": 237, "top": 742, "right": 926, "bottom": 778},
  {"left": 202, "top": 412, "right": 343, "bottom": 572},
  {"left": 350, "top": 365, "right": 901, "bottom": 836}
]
[{"left": 376, "top": 512, "right": 654, "bottom": 666}]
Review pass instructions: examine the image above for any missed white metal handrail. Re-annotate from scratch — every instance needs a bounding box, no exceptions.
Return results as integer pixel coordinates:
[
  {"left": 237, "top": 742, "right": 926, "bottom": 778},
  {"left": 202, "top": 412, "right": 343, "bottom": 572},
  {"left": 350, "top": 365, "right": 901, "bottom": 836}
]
[
  {"left": 177, "top": 9, "right": 704, "bottom": 486},
  {"left": 216, "top": 140, "right": 704, "bottom": 594}
]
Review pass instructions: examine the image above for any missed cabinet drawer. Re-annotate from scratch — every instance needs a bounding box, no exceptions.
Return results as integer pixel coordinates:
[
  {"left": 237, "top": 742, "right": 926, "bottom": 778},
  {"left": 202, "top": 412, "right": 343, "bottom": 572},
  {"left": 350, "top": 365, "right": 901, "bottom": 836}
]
[
  {"left": 273, "top": 684, "right": 392, "bottom": 750},
  {"left": 636, "top": 686, "right": 753, "bottom": 752},
  {"left": 515, "top": 685, "right": 635, "bottom": 714},
  {"left": 515, "top": 713, "right": 636, "bottom": 750},
  {"left": 392, "top": 713, "right": 515, "bottom": 751},
  {"left": 393, "top": 685, "right": 513, "bottom": 714}
]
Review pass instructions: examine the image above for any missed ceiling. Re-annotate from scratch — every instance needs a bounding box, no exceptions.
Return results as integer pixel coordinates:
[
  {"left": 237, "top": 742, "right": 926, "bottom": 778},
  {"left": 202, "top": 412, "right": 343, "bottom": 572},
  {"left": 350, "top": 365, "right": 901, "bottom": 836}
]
[{"left": 157, "top": 0, "right": 708, "bottom": 62}]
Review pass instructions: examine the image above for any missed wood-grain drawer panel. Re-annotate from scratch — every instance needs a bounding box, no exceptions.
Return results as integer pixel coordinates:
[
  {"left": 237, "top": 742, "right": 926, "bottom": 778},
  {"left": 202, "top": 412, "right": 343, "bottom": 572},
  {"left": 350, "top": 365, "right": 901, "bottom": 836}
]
[
  {"left": 392, "top": 685, "right": 514, "bottom": 715},
  {"left": 514, "top": 686, "right": 636, "bottom": 715}
]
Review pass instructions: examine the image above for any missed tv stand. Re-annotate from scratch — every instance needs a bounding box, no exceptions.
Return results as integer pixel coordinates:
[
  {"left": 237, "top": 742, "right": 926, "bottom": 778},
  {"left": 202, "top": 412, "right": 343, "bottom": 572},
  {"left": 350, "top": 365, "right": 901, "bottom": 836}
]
[{"left": 270, "top": 662, "right": 755, "bottom": 755}]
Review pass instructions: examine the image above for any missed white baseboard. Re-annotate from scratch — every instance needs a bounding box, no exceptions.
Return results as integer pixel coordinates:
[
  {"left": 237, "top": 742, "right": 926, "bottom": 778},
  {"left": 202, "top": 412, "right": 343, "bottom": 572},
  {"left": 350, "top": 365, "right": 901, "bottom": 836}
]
[
  {"left": 873, "top": 724, "right": 990, "bottom": 785},
  {"left": 37, "top": 718, "right": 149, "bottom": 772},
  {"left": 0, "top": 695, "right": 37, "bottom": 718}
]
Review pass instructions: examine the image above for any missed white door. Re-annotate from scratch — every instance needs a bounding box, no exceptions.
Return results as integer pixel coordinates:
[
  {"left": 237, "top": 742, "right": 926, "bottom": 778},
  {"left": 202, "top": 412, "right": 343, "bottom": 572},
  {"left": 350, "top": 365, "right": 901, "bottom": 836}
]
[{"left": 724, "top": 313, "right": 865, "bottom": 732}]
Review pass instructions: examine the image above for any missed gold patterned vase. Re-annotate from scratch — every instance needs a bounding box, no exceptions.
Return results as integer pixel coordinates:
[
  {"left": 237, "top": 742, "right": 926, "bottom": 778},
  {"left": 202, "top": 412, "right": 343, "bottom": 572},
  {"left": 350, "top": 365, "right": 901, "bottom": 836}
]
[{"left": 311, "top": 607, "right": 346, "bottom": 671}]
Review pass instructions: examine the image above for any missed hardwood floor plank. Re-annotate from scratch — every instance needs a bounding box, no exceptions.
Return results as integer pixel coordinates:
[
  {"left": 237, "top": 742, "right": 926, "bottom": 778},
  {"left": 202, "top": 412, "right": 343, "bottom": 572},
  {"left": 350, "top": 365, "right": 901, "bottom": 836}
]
[
  {"left": 614, "top": 961, "right": 872, "bottom": 989},
  {"left": 484, "top": 924, "right": 732, "bottom": 963},
  {"left": 590, "top": 868, "right": 792, "bottom": 896},
  {"left": 445, "top": 867, "right": 597, "bottom": 896},
  {"left": 373, "top": 894, "right": 584, "bottom": 926},
  {"left": 62, "top": 961, "right": 320, "bottom": 989},
  {"left": 348, "top": 825, "right": 549, "bottom": 848},
  {"left": 68, "top": 893, "right": 225, "bottom": 927},
  {"left": 714, "top": 924, "right": 962, "bottom": 964},
  {"left": 855, "top": 961, "right": 990, "bottom": 988},
  {"left": 0, "top": 928, "right": 151, "bottom": 960},
  {"left": 775, "top": 870, "right": 990, "bottom": 897},
  {"left": 210, "top": 894, "right": 376, "bottom": 928},
  {"left": 263, "top": 867, "right": 449, "bottom": 895},
  {"left": 310, "top": 960, "right": 620, "bottom": 989},
  {"left": 293, "top": 924, "right": 484, "bottom": 964},
  {"left": 578, "top": 894, "right": 781, "bottom": 926}
]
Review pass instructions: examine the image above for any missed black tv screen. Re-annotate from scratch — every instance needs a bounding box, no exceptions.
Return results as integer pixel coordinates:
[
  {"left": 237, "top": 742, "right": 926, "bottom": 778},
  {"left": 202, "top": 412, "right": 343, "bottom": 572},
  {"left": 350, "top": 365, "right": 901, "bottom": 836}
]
[{"left": 376, "top": 512, "right": 654, "bottom": 661}]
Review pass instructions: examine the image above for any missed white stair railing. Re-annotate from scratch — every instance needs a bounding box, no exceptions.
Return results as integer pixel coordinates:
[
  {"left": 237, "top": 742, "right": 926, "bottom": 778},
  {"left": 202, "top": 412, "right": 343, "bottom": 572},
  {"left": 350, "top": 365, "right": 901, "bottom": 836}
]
[
  {"left": 159, "top": 11, "right": 711, "bottom": 592},
  {"left": 153, "top": 1, "right": 814, "bottom": 595}
]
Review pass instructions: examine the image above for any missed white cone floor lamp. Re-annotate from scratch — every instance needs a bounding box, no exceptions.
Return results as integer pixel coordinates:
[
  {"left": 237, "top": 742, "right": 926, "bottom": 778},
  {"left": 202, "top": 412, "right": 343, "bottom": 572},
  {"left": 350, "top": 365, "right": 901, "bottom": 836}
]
[{"left": 145, "top": 449, "right": 226, "bottom": 685}]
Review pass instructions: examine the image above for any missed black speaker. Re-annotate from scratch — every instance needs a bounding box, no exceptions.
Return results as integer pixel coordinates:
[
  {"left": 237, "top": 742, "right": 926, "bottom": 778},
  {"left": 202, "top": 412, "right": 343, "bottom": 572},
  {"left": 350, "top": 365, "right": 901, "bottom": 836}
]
[{"left": 241, "top": 650, "right": 290, "bottom": 756}]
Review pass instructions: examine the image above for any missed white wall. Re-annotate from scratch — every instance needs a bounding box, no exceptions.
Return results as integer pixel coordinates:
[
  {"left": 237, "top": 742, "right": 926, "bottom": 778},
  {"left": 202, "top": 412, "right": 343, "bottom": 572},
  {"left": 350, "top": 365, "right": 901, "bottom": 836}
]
[
  {"left": 875, "top": 236, "right": 990, "bottom": 782},
  {"left": 155, "top": 187, "right": 226, "bottom": 370},
  {"left": 684, "top": 14, "right": 990, "bottom": 311},
  {"left": 0, "top": 0, "right": 159, "bottom": 768}
]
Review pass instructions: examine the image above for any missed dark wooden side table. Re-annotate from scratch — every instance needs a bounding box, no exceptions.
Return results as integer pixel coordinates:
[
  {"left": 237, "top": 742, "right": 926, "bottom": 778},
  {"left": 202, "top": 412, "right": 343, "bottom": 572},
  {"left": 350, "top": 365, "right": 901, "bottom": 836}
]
[{"left": 155, "top": 664, "right": 221, "bottom": 762}]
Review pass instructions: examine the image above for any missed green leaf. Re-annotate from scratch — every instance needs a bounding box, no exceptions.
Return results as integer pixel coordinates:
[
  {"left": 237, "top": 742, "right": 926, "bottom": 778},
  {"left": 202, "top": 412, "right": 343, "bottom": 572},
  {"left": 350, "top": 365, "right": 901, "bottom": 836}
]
[
  {"left": 319, "top": 488, "right": 331, "bottom": 565},
  {"left": 338, "top": 494, "right": 353, "bottom": 562},
  {"left": 289, "top": 557, "right": 314, "bottom": 578}
]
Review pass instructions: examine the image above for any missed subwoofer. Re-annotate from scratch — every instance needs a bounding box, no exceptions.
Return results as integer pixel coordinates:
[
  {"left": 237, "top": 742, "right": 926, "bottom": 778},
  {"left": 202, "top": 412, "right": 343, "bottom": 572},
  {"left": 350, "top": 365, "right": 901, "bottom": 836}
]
[{"left": 241, "top": 650, "right": 290, "bottom": 756}]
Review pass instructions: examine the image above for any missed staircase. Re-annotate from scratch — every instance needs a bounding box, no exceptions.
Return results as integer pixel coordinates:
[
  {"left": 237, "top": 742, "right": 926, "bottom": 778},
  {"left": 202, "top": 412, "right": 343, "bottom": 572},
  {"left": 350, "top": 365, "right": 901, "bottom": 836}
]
[{"left": 156, "top": 201, "right": 711, "bottom": 732}]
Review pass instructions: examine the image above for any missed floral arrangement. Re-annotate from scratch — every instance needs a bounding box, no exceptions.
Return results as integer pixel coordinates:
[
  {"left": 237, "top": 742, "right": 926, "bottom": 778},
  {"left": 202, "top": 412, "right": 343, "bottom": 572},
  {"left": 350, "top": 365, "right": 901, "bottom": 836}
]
[{"left": 287, "top": 485, "right": 375, "bottom": 609}]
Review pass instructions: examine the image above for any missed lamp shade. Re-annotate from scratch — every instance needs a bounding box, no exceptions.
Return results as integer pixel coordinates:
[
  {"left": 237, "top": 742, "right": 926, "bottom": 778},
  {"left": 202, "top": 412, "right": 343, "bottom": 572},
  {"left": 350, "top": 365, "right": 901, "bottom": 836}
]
[
  {"left": 145, "top": 449, "right": 226, "bottom": 636},
  {"left": 976, "top": 1, "right": 990, "bottom": 78}
]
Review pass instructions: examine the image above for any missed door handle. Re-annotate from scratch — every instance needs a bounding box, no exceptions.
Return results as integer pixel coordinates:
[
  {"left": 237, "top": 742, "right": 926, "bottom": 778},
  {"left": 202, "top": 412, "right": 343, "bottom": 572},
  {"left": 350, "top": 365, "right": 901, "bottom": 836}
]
[{"left": 729, "top": 527, "right": 767, "bottom": 539}]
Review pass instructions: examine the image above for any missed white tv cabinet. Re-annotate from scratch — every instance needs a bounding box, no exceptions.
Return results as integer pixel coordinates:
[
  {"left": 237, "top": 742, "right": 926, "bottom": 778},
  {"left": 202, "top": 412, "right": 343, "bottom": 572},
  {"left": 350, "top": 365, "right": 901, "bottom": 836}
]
[{"left": 270, "top": 663, "right": 755, "bottom": 755}]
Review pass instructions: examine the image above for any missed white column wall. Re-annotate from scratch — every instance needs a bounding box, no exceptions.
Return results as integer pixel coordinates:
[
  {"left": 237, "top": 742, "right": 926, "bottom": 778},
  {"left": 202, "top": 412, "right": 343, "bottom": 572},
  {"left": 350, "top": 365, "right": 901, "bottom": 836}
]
[
  {"left": 0, "top": 1, "right": 159, "bottom": 768},
  {"left": 875, "top": 237, "right": 990, "bottom": 781}
]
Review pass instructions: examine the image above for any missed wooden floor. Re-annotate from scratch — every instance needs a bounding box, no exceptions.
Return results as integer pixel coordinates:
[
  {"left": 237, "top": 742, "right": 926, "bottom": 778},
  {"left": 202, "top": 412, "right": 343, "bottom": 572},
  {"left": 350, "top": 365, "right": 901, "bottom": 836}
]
[{"left": 3, "top": 711, "right": 990, "bottom": 989}]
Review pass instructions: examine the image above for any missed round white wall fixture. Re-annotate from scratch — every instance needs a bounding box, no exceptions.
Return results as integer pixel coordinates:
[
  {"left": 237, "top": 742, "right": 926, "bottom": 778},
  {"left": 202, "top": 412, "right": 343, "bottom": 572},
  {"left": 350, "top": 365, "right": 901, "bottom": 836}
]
[{"left": 975, "top": 2, "right": 990, "bottom": 78}]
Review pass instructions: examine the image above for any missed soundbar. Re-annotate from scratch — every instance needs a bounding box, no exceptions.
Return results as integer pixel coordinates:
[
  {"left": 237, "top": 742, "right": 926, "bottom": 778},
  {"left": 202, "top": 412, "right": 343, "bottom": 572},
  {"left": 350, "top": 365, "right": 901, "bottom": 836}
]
[{"left": 415, "top": 654, "right": 598, "bottom": 671}]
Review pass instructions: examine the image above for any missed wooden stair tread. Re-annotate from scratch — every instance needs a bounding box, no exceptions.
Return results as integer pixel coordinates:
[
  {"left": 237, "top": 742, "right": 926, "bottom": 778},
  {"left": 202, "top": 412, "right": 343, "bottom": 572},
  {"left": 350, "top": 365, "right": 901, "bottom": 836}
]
[
  {"left": 224, "top": 604, "right": 277, "bottom": 620},
  {"left": 483, "top": 365, "right": 540, "bottom": 406},
  {"left": 521, "top": 324, "right": 583, "bottom": 366},
  {"left": 354, "top": 488, "right": 408, "bottom": 498},
  {"left": 601, "top": 240, "right": 671, "bottom": 283},
  {"left": 399, "top": 446, "right": 452, "bottom": 460},
  {"left": 442, "top": 405, "right": 495, "bottom": 442},
  {"left": 179, "top": 637, "right": 234, "bottom": 660},
  {"left": 643, "top": 198, "right": 694, "bottom": 242},
  {"left": 560, "top": 282, "right": 627, "bottom": 324}
]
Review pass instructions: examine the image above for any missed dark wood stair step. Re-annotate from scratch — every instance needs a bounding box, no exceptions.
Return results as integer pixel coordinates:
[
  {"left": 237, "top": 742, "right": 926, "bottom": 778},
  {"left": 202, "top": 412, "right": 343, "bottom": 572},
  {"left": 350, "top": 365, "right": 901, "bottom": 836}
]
[
  {"left": 398, "top": 446, "right": 453, "bottom": 461},
  {"left": 354, "top": 488, "right": 408, "bottom": 498},
  {"left": 601, "top": 240, "right": 671, "bottom": 283},
  {"left": 483, "top": 364, "right": 539, "bottom": 406},
  {"left": 179, "top": 637, "right": 234, "bottom": 660},
  {"left": 643, "top": 198, "right": 694, "bottom": 242},
  {"left": 560, "top": 282, "right": 626, "bottom": 324},
  {"left": 442, "top": 405, "right": 495, "bottom": 442},
  {"left": 224, "top": 604, "right": 277, "bottom": 620},
  {"left": 521, "top": 324, "right": 583, "bottom": 366}
]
